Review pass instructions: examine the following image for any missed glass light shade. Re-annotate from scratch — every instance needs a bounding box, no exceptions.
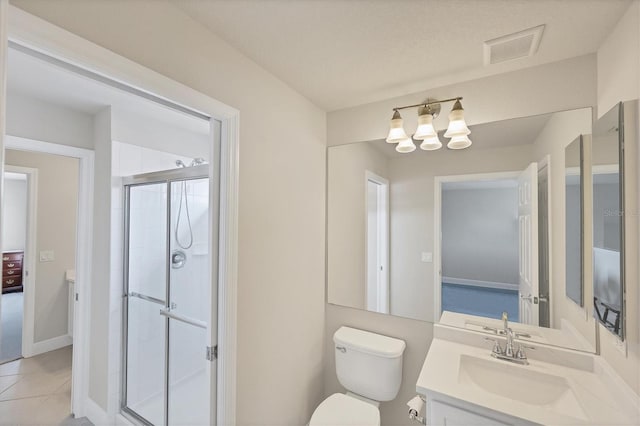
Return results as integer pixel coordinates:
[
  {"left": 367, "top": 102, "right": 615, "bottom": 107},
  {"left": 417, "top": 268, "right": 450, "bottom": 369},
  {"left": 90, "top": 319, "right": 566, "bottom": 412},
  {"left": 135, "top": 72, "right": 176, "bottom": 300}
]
[
  {"left": 444, "top": 102, "right": 470, "bottom": 138},
  {"left": 413, "top": 110, "right": 438, "bottom": 140},
  {"left": 447, "top": 134, "right": 472, "bottom": 150},
  {"left": 396, "top": 138, "right": 416, "bottom": 153},
  {"left": 420, "top": 135, "right": 442, "bottom": 151},
  {"left": 386, "top": 111, "right": 409, "bottom": 143}
]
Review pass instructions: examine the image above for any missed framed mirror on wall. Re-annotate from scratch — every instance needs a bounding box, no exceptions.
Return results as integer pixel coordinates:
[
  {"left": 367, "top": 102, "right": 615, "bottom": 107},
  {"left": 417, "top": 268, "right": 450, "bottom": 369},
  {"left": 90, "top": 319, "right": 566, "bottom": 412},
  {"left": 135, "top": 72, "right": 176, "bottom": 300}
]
[
  {"left": 592, "top": 102, "right": 625, "bottom": 339},
  {"left": 327, "top": 107, "right": 597, "bottom": 353}
]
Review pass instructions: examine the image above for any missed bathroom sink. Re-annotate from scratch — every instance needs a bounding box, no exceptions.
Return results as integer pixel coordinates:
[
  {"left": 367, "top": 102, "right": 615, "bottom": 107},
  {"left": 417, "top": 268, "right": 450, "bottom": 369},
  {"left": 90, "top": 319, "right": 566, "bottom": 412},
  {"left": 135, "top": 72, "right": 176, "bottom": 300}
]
[{"left": 458, "top": 354, "right": 587, "bottom": 420}]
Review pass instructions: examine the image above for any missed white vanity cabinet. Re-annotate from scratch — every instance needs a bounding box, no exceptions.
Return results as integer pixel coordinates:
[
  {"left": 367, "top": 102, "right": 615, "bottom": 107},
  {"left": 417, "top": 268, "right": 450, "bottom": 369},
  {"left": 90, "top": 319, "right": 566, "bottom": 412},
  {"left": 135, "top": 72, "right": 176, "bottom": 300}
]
[{"left": 425, "top": 393, "right": 535, "bottom": 426}]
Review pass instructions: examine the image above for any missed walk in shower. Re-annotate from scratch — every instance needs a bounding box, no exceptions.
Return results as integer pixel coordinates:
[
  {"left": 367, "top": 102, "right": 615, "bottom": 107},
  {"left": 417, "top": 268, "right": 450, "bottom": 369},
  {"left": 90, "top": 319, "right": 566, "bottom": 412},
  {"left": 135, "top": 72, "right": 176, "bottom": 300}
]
[{"left": 122, "top": 163, "right": 213, "bottom": 426}]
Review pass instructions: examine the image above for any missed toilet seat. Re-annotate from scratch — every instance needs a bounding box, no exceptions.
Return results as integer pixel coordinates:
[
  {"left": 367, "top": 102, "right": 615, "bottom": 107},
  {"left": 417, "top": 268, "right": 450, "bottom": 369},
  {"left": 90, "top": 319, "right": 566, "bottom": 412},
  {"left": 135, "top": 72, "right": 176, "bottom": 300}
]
[{"left": 309, "top": 393, "right": 380, "bottom": 426}]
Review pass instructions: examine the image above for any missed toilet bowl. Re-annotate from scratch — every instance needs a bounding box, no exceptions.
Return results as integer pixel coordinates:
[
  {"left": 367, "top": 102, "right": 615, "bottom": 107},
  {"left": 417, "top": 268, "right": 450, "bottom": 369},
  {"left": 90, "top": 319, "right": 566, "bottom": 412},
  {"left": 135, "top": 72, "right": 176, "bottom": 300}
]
[
  {"left": 309, "top": 327, "right": 406, "bottom": 425},
  {"left": 309, "top": 393, "right": 379, "bottom": 426}
]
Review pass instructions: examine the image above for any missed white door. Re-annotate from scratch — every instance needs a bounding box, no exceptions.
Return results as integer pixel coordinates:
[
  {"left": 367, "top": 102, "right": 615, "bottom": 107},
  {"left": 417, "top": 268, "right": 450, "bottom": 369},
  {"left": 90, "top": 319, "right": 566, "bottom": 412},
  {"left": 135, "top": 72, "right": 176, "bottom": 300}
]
[
  {"left": 518, "top": 162, "right": 539, "bottom": 325},
  {"left": 365, "top": 172, "right": 389, "bottom": 313}
]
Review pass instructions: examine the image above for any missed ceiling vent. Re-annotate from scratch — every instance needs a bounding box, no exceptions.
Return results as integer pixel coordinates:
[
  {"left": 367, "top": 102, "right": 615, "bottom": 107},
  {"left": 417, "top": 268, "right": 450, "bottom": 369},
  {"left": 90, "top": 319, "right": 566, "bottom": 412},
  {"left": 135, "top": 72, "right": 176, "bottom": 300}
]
[{"left": 483, "top": 25, "right": 545, "bottom": 66}]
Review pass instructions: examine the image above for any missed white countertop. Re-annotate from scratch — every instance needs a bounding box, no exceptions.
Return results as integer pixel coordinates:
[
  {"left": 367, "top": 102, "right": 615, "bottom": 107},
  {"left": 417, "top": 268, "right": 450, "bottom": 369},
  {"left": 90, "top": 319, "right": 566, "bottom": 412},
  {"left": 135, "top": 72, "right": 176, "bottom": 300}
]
[{"left": 417, "top": 325, "right": 640, "bottom": 425}]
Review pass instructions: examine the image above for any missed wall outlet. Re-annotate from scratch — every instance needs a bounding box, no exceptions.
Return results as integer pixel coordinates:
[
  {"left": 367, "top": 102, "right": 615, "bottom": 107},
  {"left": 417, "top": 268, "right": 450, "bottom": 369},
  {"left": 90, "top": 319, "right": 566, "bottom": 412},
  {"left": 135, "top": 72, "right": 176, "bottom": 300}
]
[
  {"left": 421, "top": 252, "right": 433, "bottom": 263},
  {"left": 39, "top": 250, "right": 55, "bottom": 262}
]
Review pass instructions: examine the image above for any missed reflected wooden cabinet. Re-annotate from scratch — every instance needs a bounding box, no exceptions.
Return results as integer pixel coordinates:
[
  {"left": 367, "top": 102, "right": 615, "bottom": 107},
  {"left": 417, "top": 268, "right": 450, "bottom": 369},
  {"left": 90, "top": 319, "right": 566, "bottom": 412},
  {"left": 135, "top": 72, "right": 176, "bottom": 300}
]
[{"left": 2, "top": 251, "right": 24, "bottom": 293}]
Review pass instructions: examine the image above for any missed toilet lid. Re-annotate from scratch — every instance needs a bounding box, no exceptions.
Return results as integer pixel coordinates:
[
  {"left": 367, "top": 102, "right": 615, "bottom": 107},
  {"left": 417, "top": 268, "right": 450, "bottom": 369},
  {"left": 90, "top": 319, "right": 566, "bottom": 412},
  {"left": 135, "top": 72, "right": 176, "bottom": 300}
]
[{"left": 309, "top": 393, "right": 380, "bottom": 426}]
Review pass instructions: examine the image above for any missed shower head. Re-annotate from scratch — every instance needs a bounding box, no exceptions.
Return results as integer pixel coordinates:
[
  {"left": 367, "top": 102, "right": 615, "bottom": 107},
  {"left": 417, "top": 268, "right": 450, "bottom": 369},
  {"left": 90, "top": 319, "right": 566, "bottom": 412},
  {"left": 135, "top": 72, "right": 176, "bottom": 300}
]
[
  {"left": 190, "top": 157, "right": 206, "bottom": 167},
  {"left": 176, "top": 160, "right": 187, "bottom": 168}
]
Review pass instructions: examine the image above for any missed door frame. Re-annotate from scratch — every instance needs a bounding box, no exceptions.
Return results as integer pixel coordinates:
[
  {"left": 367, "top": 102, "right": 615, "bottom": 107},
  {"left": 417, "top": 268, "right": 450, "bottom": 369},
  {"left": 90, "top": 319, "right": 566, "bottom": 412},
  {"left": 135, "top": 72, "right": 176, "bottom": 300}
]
[
  {"left": 537, "top": 155, "right": 554, "bottom": 327},
  {"left": 364, "top": 170, "right": 389, "bottom": 314},
  {"left": 433, "top": 171, "right": 520, "bottom": 322},
  {"left": 2, "top": 6, "right": 239, "bottom": 425},
  {"left": 2, "top": 164, "right": 38, "bottom": 359}
]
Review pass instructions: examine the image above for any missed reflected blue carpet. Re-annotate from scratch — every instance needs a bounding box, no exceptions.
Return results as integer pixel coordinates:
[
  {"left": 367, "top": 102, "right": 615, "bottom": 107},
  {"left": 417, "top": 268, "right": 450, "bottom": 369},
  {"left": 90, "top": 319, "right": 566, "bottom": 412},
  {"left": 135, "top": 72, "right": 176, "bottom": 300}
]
[
  {"left": 442, "top": 283, "right": 519, "bottom": 322},
  {"left": 0, "top": 291, "right": 23, "bottom": 363}
]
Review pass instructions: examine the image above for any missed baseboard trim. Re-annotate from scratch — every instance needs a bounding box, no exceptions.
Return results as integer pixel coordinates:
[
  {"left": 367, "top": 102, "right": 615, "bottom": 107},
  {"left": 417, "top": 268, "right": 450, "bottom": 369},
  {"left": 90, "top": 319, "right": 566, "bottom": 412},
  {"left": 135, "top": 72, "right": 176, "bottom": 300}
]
[
  {"left": 84, "top": 397, "right": 111, "bottom": 425},
  {"left": 30, "top": 334, "right": 72, "bottom": 357}
]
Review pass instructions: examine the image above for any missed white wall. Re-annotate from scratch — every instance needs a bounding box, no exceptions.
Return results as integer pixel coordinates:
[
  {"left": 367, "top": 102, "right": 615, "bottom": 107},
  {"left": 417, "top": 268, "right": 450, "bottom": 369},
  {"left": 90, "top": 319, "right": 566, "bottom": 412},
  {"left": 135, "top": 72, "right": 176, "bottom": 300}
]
[
  {"left": 6, "top": 92, "right": 94, "bottom": 149},
  {"left": 89, "top": 107, "right": 111, "bottom": 409},
  {"left": 10, "top": 2, "right": 327, "bottom": 423},
  {"left": 327, "top": 142, "right": 388, "bottom": 310},
  {"left": 5, "top": 149, "right": 78, "bottom": 343},
  {"left": 597, "top": 1, "right": 640, "bottom": 116},
  {"left": 596, "top": 0, "right": 640, "bottom": 395},
  {"left": 442, "top": 186, "right": 519, "bottom": 285},
  {"left": 2, "top": 176, "right": 27, "bottom": 251}
]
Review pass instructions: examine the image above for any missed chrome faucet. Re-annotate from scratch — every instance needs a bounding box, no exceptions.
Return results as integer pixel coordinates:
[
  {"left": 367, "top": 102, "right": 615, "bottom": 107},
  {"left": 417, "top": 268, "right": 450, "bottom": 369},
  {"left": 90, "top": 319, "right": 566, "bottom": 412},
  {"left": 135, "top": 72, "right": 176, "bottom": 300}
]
[
  {"left": 484, "top": 311, "right": 533, "bottom": 365},
  {"left": 502, "top": 312, "right": 515, "bottom": 357}
]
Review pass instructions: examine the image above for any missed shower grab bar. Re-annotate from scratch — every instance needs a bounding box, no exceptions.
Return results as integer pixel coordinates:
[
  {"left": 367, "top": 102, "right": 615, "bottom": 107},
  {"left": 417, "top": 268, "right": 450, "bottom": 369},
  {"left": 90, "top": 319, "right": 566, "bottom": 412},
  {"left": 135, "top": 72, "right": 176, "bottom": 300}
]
[
  {"left": 128, "top": 291, "right": 165, "bottom": 306},
  {"left": 159, "top": 308, "right": 207, "bottom": 329}
]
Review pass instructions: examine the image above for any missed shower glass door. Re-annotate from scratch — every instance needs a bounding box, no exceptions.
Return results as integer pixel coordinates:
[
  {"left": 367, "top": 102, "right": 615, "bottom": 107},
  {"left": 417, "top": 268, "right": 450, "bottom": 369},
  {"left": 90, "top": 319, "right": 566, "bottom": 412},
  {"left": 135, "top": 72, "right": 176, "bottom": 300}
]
[
  {"left": 125, "top": 182, "right": 168, "bottom": 426},
  {"left": 167, "top": 177, "right": 210, "bottom": 425},
  {"left": 123, "top": 167, "right": 212, "bottom": 426}
]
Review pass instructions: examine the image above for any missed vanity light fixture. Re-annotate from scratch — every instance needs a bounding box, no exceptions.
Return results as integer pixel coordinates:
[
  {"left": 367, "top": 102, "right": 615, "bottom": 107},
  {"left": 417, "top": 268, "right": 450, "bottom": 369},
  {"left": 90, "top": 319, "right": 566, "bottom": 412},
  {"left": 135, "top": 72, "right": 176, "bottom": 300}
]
[{"left": 386, "top": 97, "right": 472, "bottom": 153}]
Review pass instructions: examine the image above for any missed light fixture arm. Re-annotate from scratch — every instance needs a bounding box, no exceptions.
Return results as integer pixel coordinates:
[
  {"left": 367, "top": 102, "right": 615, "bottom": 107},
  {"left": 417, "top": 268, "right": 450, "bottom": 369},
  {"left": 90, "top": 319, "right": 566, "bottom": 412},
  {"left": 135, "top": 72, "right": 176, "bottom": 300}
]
[{"left": 392, "top": 96, "right": 463, "bottom": 113}]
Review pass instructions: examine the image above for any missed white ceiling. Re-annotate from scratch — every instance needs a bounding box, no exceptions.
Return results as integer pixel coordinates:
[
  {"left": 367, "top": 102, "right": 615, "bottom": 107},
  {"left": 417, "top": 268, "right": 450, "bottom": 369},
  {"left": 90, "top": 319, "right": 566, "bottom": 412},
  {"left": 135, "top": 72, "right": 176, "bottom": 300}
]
[
  {"left": 173, "top": 0, "right": 631, "bottom": 111},
  {"left": 7, "top": 47, "right": 210, "bottom": 135}
]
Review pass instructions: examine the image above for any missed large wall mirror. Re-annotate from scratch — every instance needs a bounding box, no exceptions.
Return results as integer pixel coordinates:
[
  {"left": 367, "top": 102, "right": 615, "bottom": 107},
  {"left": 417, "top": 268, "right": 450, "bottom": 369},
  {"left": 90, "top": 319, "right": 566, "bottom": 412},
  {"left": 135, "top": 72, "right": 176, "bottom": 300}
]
[
  {"left": 327, "top": 107, "right": 597, "bottom": 352},
  {"left": 592, "top": 102, "right": 624, "bottom": 339}
]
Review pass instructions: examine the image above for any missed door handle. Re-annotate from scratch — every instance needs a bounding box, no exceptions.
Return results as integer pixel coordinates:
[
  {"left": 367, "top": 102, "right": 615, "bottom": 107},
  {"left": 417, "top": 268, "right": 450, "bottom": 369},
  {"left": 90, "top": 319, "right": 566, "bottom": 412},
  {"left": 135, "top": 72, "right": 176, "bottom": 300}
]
[
  {"left": 520, "top": 294, "right": 539, "bottom": 304},
  {"left": 159, "top": 308, "right": 207, "bottom": 329}
]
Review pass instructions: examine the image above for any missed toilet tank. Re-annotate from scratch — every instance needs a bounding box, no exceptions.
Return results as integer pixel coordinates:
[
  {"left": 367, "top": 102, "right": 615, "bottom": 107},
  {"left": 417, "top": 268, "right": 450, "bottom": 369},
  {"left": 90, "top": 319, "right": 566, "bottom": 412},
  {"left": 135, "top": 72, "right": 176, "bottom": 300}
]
[{"left": 333, "top": 327, "right": 406, "bottom": 402}]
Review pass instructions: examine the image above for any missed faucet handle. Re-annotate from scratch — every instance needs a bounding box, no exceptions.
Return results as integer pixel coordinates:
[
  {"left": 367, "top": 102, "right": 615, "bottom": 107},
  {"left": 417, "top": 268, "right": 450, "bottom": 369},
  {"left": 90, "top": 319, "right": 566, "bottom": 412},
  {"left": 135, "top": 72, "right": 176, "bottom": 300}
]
[
  {"left": 516, "top": 343, "right": 535, "bottom": 359},
  {"left": 484, "top": 337, "right": 503, "bottom": 355}
]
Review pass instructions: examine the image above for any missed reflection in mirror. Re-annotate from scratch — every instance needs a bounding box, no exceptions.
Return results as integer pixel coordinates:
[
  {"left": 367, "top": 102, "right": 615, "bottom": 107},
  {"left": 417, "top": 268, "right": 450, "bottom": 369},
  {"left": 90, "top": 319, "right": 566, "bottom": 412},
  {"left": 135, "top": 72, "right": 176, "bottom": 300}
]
[
  {"left": 327, "top": 107, "right": 596, "bottom": 352},
  {"left": 592, "top": 103, "right": 624, "bottom": 339},
  {"left": 565, "top": 136, "right": 583, "bottom": 306}
]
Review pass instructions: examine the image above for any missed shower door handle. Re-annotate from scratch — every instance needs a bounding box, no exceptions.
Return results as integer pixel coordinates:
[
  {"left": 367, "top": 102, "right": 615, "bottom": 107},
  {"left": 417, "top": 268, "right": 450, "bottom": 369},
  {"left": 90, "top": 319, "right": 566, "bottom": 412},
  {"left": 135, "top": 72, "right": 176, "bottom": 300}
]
[
  {"left": 128, "top": 291, "right": 165, "bottom": 306},
  {"left": 159, "top": 308, "right": 207, "bottom": 329}
]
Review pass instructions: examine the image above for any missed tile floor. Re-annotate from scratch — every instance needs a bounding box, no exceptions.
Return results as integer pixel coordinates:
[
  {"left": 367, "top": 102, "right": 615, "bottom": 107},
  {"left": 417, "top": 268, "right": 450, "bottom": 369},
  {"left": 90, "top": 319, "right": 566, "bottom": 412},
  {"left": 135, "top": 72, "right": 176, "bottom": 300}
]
[{"left": 0, "top": 346, "right": 91, "bottom": 425}]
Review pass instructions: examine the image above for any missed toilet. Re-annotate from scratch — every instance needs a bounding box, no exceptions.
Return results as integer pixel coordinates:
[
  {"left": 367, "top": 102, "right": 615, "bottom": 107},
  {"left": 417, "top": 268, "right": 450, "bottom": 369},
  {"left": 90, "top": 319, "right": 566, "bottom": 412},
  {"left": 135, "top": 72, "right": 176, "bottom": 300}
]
[{"left": 309, "top": 326, "right": 406, "bottom": 426}]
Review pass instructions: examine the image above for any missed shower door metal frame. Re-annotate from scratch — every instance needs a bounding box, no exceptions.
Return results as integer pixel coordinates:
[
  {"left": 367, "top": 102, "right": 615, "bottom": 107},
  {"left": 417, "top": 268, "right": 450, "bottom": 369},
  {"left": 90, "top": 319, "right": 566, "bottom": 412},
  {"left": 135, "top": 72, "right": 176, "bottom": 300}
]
[{"left": 121, "top": 164, "right": 210, "bottom": 426}]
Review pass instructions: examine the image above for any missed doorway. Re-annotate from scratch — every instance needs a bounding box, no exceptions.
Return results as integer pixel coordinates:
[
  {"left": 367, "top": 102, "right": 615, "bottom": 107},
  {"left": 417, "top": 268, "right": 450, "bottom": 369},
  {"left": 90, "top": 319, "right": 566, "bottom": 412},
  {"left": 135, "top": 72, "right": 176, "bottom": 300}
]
[
  {"left": 0, "top": 168, "right": 29, "bottom": 363},
  {"left": 438, "top": 176, "right": 520, "bottom": 321},
  {"left": 434, "top": 166, "right": 540, "bottom": 325},
  {"left": 122, "top": 166, "right": 212, "bottom": 426},
  {"left": 2, "top": 9, "right": 239, "bottom": 424}
]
